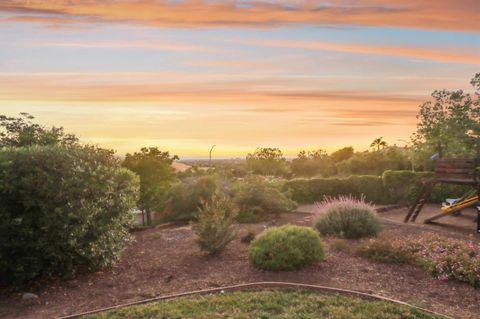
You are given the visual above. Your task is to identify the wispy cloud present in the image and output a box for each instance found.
[231,38,480,65]
[0,0,479,31]
[34,40,211,52]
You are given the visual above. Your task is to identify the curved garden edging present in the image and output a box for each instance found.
[56,281,453,319]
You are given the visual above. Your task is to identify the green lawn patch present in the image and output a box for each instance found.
[84,289,442,319]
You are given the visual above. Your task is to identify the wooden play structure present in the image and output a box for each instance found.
[404,142,480,233]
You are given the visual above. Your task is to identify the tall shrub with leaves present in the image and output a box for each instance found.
[0,145,139,286]
[123,147,178,225]
[192,194,237,255]
[412,74,480,159]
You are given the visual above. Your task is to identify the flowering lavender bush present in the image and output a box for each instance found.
[406,234,480,288]
[314,195,381,239]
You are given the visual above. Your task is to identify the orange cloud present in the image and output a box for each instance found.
[0,0,479,31]
[231,38,480,65]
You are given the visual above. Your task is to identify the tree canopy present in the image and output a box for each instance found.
[123,147,179,225]
[246,147,288,176]
[291,149,335,177]
[370,137,388,152]
[330,147,354,163]
[0,113,78,147]
[412,75,480,158]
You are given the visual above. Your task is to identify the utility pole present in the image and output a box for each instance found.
[209,145,216,167]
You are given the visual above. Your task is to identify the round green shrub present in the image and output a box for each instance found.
[314,196,381,239]
[249,225,324,271]
[0,145,139,286]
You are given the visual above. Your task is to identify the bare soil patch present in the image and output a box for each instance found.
[1,211,479,319]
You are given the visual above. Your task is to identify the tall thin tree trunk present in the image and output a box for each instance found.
[146,209,152,225]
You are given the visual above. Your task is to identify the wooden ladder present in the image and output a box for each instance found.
[404,181,436,223]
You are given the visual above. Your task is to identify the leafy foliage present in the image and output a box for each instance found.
[291,149,336,177]
[246,147,288,176]
[232,176,297,217]
[123,147,178,225]
[406,234,480,288]
[249,225,324,271]
[370,137,388,151]
[336,148,411,176]
[192,194,237,255]
[0,145,139,286]
[163,175,218,221]
[412,75,480,158]
[286,175,386,204]
[314,196,381,239]
[330,146,354,163]
[0,113,78,147]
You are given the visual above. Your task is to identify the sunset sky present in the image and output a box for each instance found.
[1,0,479,158]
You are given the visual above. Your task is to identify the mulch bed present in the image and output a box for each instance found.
[1,212,479,319]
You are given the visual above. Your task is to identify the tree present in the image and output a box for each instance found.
[0,113,78,147]
[123,147,178,225]
[412,75,480,158]
[291,149,335,177]
[246,147,288,176]
[471,72,480,95]
[330,146,354,163]
[370,137,388,151]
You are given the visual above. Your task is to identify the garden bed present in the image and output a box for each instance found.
[0,212,479,319]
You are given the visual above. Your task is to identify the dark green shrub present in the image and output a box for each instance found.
[192,194,237,255]
[241,231,256,243]
[163,175,218,221]
[232,176,297,216]
[314,196,381,239]
[357,239,413,264]
[0,145,139,286]
[249,225,324,271]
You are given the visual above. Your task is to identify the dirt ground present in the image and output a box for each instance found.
[1,208,479,319]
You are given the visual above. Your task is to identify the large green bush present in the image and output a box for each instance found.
[232,176,297,218]
[314,196,381,239]
[163,175,218,221]
[249,225,324,271]
[0,145,139,286]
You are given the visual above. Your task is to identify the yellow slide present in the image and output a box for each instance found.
[441,195,479,213]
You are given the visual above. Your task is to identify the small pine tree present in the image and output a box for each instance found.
[192,194,237,255]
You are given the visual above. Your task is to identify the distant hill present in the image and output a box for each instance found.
[172,161,191,172]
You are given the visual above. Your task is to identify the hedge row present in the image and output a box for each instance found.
[285,170,472,204]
